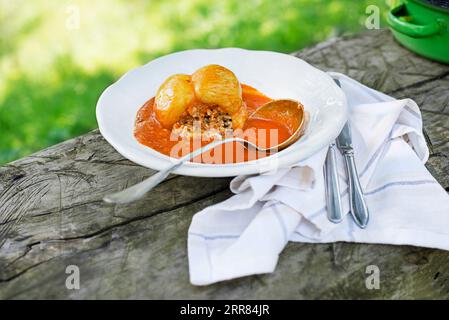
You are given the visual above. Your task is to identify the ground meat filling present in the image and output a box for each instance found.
[171,105,233,140]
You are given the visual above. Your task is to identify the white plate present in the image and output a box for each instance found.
[96,48,347,177]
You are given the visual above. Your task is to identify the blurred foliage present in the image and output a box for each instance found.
[0,0,394,164]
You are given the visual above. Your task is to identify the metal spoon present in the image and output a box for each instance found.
[103,99,305,204]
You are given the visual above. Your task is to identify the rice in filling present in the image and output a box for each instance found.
[171,105,233,140]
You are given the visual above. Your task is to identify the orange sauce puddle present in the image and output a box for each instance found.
[134,84,291,164]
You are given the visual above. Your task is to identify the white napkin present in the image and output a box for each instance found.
[187,72,449,286]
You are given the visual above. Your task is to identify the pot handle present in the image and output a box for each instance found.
[387,4,446,38]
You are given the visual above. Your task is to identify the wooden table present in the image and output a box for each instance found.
[1,29,448,299]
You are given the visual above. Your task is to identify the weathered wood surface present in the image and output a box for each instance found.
[0,29,448,299]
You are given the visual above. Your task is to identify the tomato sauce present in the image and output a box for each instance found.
[134,84,291,164]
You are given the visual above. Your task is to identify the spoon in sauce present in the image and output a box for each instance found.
[103,99,306,204]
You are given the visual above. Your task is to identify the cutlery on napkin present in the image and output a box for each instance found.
[187,72,449,286]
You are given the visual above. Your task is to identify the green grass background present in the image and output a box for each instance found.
[0,0,396,164]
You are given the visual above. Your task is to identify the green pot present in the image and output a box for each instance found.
[387,0,449,63]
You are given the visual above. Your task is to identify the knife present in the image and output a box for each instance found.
[336,121,370,228]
